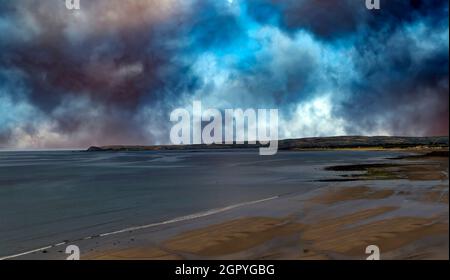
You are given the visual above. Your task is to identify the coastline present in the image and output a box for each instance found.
[84,149,450,260]
[6,149,447,260]
[86,136,449,152]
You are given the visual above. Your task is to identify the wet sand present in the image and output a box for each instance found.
[83,201,447,260]
[80,151,448,260]
[4,149,447,260]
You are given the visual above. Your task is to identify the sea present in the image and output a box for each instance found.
[0,149,407,257]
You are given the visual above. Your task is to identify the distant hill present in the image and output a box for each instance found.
[87,136,449,152]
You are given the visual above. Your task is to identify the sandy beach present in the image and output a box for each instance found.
[82,151,449,260]
[8,149,445,260]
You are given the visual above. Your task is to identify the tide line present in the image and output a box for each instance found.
[0,195,279,260]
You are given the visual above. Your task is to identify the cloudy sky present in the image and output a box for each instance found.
[0,0,448,149]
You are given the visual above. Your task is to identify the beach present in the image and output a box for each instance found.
[0,149,447,260]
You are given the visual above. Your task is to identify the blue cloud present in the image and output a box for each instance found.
[0,0,448,148]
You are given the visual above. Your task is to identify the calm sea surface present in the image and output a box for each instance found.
[0,149,406,256]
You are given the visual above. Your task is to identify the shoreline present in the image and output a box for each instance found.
[84,150,450,260]
[6,149,447,260]
[0,195,281,260]
[86,136,449,152]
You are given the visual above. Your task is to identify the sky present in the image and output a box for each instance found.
[0,0,448,149]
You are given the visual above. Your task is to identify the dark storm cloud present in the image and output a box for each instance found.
[0,0,199,147]
[188,1,245,51]
[247,0,366,39]
[0,0,448,148]
[244,0,449,135]
[336,0,449,136]
[247,0,447,40]
[1,2,174,108]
